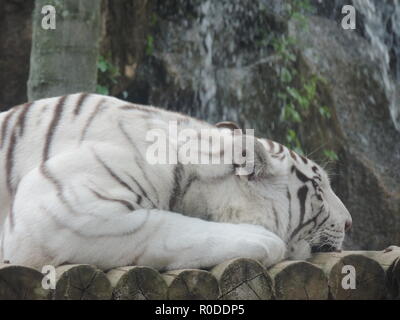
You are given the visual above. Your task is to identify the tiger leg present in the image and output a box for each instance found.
[4,199,287,271]
[3,199,287,270]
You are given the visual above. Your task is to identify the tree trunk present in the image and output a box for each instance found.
[27,0,101,101]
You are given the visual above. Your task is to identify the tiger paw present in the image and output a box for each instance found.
[216,224,287,268]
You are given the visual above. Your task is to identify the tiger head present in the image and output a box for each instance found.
[271,142,353,258]
[178,122,352,260]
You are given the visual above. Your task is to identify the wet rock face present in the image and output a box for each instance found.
[312,0,400,79]
[125,0,287,137]
[125,0,400,250]
[310,0,400,131]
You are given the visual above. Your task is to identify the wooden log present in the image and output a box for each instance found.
[163,269,219,300]
[0,264,51,300]
[269,261,328,300]
[107,266,168,300]
[54,264,112,300]
[344,249,400,271]
[387,257,400,300]
[351,249,400,299]
[309,252,386,300]
[211,258,273,300]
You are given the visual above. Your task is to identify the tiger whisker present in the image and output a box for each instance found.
[305,143,328,159]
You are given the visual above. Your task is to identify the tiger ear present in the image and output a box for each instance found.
[233,135,272,179]
[216,121,242,134]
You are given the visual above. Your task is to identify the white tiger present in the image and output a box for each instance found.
[0,93,352,270]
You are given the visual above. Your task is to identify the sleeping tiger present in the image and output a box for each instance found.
[0,93,352,270]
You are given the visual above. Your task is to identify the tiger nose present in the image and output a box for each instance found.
[345,219,352,232]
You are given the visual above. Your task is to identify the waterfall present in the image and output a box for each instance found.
[198,0,217,119]
[352,0,400,131]
[312,0,400,131]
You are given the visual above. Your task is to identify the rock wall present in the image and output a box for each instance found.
[1,250,399,300]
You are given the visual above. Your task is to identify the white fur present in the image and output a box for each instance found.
[0,93,351,270]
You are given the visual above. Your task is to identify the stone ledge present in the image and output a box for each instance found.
[0,250,399,300]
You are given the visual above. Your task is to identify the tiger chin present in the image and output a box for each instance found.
[0,93,352,271]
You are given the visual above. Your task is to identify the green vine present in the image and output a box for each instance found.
[146,35,154,56]
[145,13,158,57]
[96,55,120,95]
[273,0,338,161]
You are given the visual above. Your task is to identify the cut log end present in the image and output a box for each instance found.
[163,269,219,300]
[54,264,112,300]
[349,250,400,299]
[0,264,51,300]
[310,253,386,300]
[269,261,328,300]
[107,266,167,300]
[211,258,273,300]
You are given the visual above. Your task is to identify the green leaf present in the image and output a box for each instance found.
[97,59,108,73]
[281,67,292,83]
[323,149,339,161]
[284,104,301,123]
[146,35,154,56]
[286,129,304,154]
[286,87,301,101]
[286,129,297,142]
[277,92,288,100]
[96,85,109,95]
[304,79,317,99]
[319,106,332,119]
[298,96,309,109]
